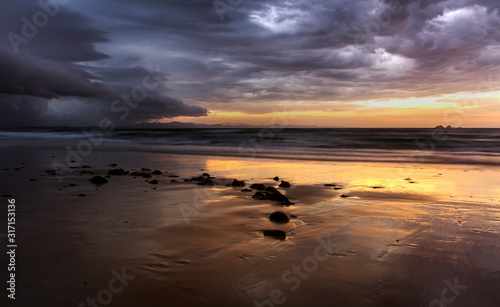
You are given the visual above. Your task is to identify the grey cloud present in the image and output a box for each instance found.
[2,0,500,126]
[0,49,111,99]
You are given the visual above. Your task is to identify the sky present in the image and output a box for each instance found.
[1,0,500,127]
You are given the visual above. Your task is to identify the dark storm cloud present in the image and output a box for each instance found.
[0,1,109,61]
[1,0,500,126]
[0,1,208,127]
[0,49,110,99]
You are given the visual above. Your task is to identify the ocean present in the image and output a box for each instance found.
[1,128,500,165]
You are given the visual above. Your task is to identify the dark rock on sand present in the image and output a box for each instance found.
[81,165,91,168]
[340,194,350,198]
[252,192,267,200]
[273,176,280,181]
[265,186,278,192]
[168,175,179,178]
[232,179,246,187]
[269,211,290,223]
[324,184,336,187]
[191,176,205,181]
[334,187,343,190]
[14,168,20,171]
[143,174,152,178]
[279,181,291,188]
[241,188,252,192]
[29,178,36,182]
[109,163,118,167]
[171,179,178,182]
[250,183,266,190]
[263,230,286,240]
[141,168,152,171]
[265,189,289,203]
[198,178,215,186]
[78,194,86,197]
[107,169,129,175]
[68,184,76,187]
[89,176,108,184]
[202,173,210,177]
[149,180,159,184]
[152,170,163,175]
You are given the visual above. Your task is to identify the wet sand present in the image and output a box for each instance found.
[1,146,500,306]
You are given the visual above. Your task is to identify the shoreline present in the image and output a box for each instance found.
[0,145,499,306]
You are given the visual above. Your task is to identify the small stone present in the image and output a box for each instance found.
[141,168,152,171]
[149,180,159,184]
[279,181,290,188]
[340,194,350,198]
[269,211,289,223]
[81,165,91,168]
[171,179,178,182]
[143,174,152,178]
[68,184,76,187]
[324,184,336,187]
[252,192,267,200]
[250,183,266,190]
[231,179,245,187]
[89,176,108,184]
[265,189,290,203]
[168,175,179,178]
[191,176,205,181]
[241,188,252,192]
[109,163,118,167]
[107,169,129,175]
[197,178,214,186]
[202,173,210,177]
[78,194,86,197]
[263,230,286,240]
[273,176,280,181]
[152,170,163,175]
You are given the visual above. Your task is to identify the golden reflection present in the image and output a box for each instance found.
[201,156,500,204]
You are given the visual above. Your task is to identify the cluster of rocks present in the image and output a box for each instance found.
[252,185,293,206]
[85,166,168,187]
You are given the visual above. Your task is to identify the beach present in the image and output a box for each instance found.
[1,132,500,306]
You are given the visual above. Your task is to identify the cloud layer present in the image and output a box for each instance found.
[1,0,499,126]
